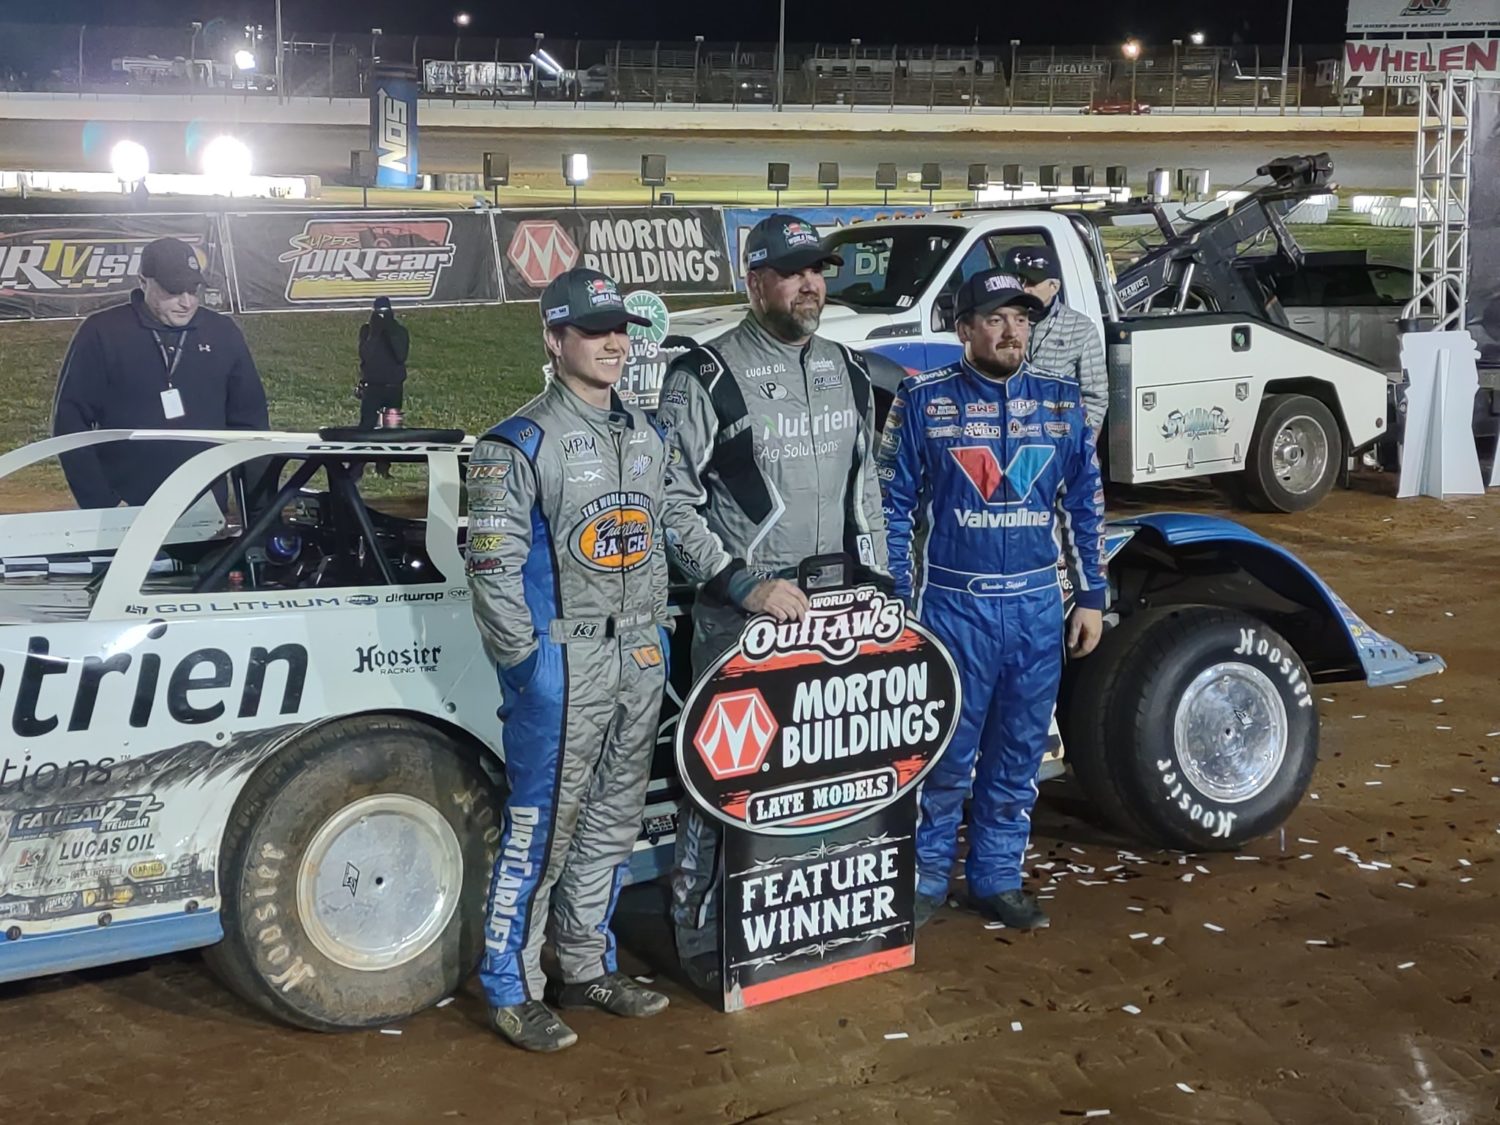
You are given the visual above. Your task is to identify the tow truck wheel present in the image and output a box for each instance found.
[1062,607,1318,851]
[204,717,501,1031]
[1244,394,1341,513]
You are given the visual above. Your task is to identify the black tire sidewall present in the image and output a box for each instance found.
[1248,394,1342,513]
[1113,612,1319,850]
[214,721,500,1030]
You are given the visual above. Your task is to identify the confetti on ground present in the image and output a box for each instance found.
[1235,856,1260,862]
[1487,732,1500,738]
[1461,877,1474,884]
[884,1032,909,1040]
[1298,838,1318,844]
[1299,853,1314,860]
[1398,962,1416,970]
[1152,936,1165,946]
[1352,715,1366,720]
[1122,1004,1142,1015]
[1321,696,1335,703]
[984,921,1006,930]
[380,1029,402,1036]
[1130,932,1149,940]
[1176,1083,1196,1094]
[1397,882,1417,889]
[1011,1021,1023,1032]
[1085,1111,1111,1118]
[1453,788,1467,794]
[1127,906,1145,912]
[1366,781,1383,787]
[634,975,655,984]
[1437,726,1452,731]
[1181,873,1195,883]
[1374,763,1392,769]
[1311,793,1320,800]
[1195,865,1210,874]
[1306,939,1330,946]
[1204,923,1225,933]
[1459,858,1473,867]
[435,997,455,1009]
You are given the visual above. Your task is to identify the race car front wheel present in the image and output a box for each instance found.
[204,717,501,1031]
[1061,606,1318,851]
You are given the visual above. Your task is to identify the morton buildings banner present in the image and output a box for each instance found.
[0,213,229,322]
[225,211,501,312]
[495,207,734,301]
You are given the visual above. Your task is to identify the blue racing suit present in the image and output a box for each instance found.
[877,358,1107,898]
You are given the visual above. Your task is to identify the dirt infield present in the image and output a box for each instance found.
[2,478,1497,1125]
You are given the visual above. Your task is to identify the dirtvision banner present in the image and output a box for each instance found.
[675,584,959,1011]
[226,211,500,312]
[495,208,733,301]
[0,214,229,322]
[721,206,933,291]
[1347,0,1500,33]
[1343,37,1500,85]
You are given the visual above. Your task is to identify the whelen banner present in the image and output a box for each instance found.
[1343,37,1500,85]
[675,582,959,1011]
[0,213,230,322]
[1347,0,1500,34]
[225,210,501,312]
[494,207,734,301]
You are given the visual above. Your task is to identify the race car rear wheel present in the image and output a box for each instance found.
[1062,607,1318,851]
[204,716,501,1031]
[1244,393,1342,513]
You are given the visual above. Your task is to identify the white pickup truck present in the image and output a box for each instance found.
[671,211,1393,512]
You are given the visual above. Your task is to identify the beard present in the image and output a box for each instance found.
[760,300,822,342]
[966,346,1024,381]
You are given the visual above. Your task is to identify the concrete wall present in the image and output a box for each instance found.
[0,91,1418,136]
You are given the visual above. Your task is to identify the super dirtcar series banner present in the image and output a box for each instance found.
[675,584,959,1011]
[0,214,230,322]
[225,210,501,312]
[495,207,734,301]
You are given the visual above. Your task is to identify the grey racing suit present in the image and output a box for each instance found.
[654,312,890,963]
[467,377,672,1009]
[1027,299,1108,433]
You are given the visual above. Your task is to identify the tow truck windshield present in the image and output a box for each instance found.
[820,226,963,312]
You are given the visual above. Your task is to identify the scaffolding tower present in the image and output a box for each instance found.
[1409,72,1474,332]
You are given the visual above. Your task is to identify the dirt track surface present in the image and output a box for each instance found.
[3,478,1499,1125]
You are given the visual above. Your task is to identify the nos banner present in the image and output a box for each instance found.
[370,66,420,190]
[674,582,959,1011]
[0,213,230,322]
[495,207,734,300]
[225,211,501,312]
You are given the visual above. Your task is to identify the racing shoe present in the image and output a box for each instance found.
[490,1000,578,1052]
[973,890,1051,931]
[915,892,947,929]
[557,971,670,1018]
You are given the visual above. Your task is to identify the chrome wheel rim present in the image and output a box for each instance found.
[1173,662,1289,804]
[1271,414,1330,496]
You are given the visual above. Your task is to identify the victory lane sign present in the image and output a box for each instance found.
[674,583,960,1011]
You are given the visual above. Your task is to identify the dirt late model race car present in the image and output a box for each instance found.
[0,428,1441,1030]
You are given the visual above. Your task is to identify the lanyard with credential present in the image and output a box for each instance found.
[153,329,188,420]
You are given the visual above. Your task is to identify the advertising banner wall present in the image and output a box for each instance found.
[721,206,935,290]
[1347,0,1500,34]
[1342,37,1500,85]
[225,211,501,312]
[0,214,229,322]
[494,207,734,301]
[370,66,421,190]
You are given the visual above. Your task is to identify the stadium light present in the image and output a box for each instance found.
[110,140,150,185]
[453,11,472,28]
[234,49,256,71]
[563,152,589,205]
[1190,31,1206,46]
[1122,40,1141,61]
[203,135,253,187]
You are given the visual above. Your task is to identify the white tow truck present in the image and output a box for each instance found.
[672,157,1392,512]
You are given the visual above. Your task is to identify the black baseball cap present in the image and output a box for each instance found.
[956,269,1046,320]
[1003,244,1061,283]
[539,267,651,332]
[744,213,844,273]
[140,237,205,295]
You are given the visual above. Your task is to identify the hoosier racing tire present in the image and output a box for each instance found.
[1063,607,1319,851]
[204,717,501,1031]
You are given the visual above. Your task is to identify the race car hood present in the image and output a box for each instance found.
[1115,513,1445,687]
[669,302,876,347]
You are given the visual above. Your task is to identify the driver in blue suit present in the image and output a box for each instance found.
[877,268,1107,932]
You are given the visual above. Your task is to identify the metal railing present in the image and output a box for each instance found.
[0,25,1399,114]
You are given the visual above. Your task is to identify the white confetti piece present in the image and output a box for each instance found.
[1487,732,1500,739]
[1383,609,1394,615]
[984,921,1006,930]
[1234,856,1260,862]
[1130,932,1149,940]
[1452,788,1467,794]
[1365,781,1383,787]
[1104,865,1124,873]
[1397,882,1417,889]
[1152,936,1165,946]
[1127,905,1145,912]
[1459,858,1472,867]
[1204,922,1224,933]
[1436,726,1452,731]
[1011,1021,1023,1032]
[1321,697,1335,703]
[380,1028,402,1036]
[1358,863,1380,871]
[634,975,655,984]
[435,997,455,1009]
[1299,853,1314,860]
[1351,715,1366,720]
[884,1032,909,1040]
[1298,838,1318,844]
[1122,1004,1142,1015]
[1195,865,1210,874]
[1371,861,1393,870]
[1085,1113,1111,1119]
[1431,698,1444,704]
[1460,877,1474,884]
[1306,939,1329,946]
[1373,763,1392,769]
[1311,793,1320,800]
[1397,962,1416,970]
[1070,846,1086,855]
[1175,1083,1195,1094]
[1181,873,1194,883]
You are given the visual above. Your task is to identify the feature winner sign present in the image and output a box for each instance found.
[675,584,959,1011]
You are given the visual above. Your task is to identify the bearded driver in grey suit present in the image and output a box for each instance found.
[654,213,890,991]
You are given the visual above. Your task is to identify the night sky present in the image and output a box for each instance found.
[10,1,1350,46]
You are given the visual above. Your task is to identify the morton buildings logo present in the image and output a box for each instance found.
[507,220,580,289]
[276,218,457,303]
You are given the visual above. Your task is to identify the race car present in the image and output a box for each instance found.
[0,427,1441,1030]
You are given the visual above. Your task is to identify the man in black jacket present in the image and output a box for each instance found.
[357,296,410,431]
[51,237,269,509]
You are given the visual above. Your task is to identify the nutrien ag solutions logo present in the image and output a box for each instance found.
[277,218,457,303]
[676,585,960,834]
